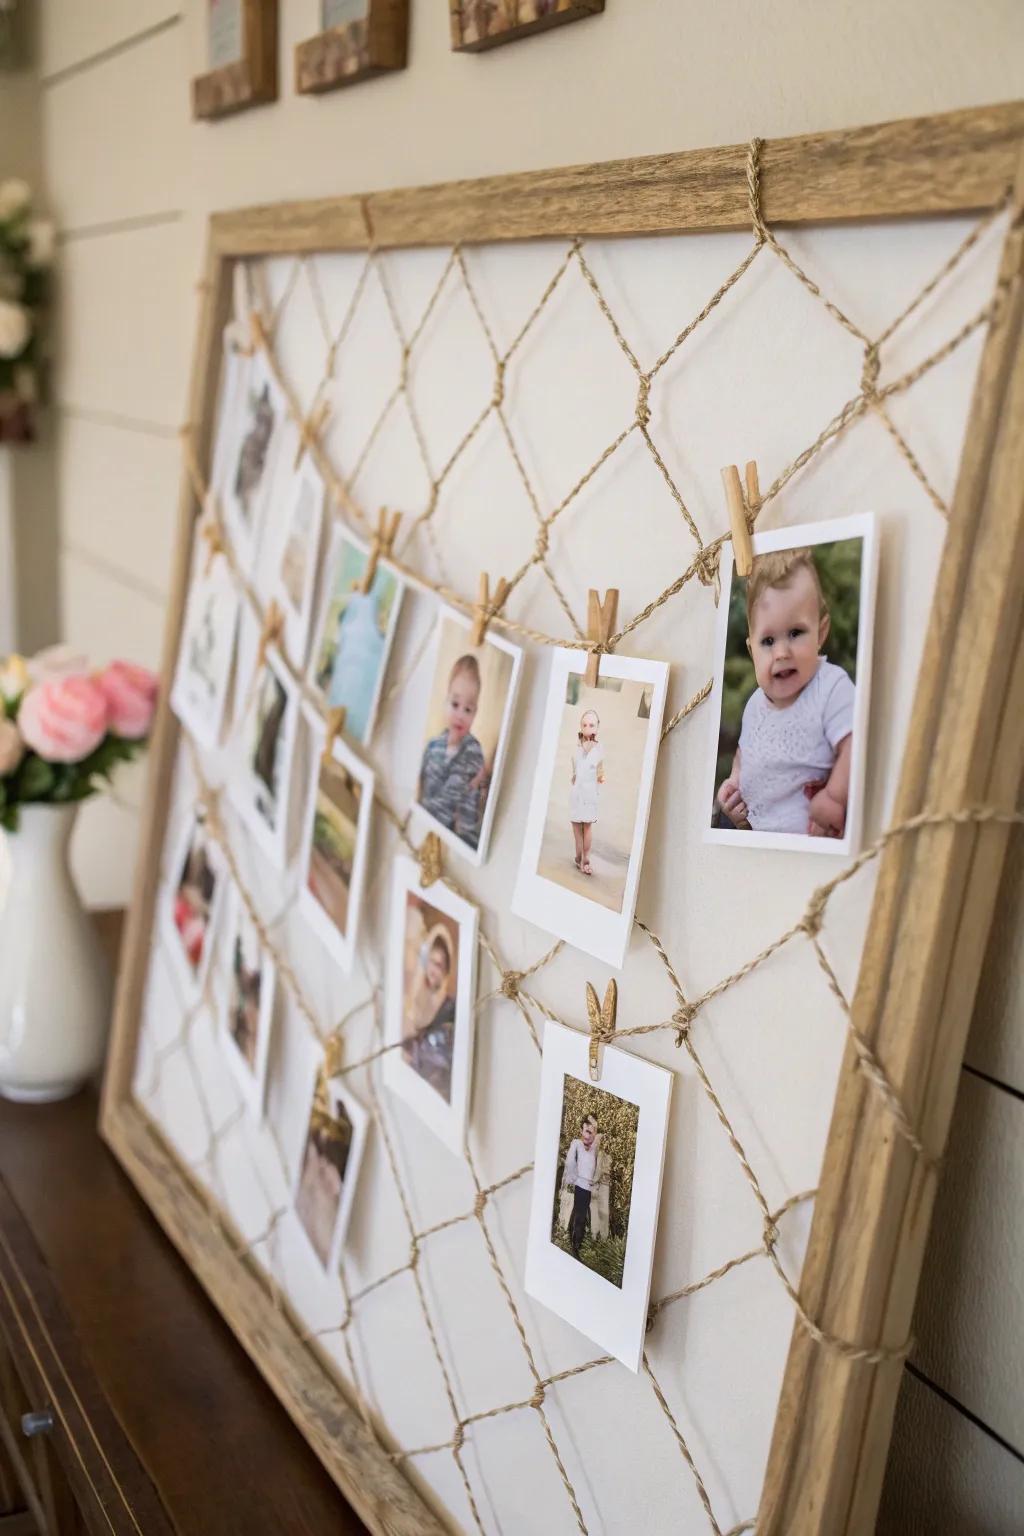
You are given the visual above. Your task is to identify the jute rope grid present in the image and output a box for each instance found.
[140,144,1023,1535]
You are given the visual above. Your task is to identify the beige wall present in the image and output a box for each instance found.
[23,0,1024,1524]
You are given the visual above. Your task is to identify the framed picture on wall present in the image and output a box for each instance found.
[193,0,279,121]
[296,0,409,95]
[449,0,604,54]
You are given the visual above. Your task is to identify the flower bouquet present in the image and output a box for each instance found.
[0,646,158,831]
[0,176,53,444]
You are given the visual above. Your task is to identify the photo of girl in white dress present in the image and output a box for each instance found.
[568,709,605,877]
[308,528,403,747]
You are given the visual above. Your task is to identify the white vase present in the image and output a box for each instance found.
[0,802,111,1102]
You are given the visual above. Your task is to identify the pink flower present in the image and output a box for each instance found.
[0,718,24,775]
[18,677,109,763]
[28,644,91,683]
[97,661,158,741]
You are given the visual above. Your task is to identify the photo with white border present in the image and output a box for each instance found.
[163,807,228,1002]
[220,881,276,1119]
[525,1021,673,1373]
[512,651,669,969]
[297,705,375,974]
[170,538,240,752]
[270,450,325,670]
[218,348,284,576]
[292,1055,370,1277]
[411,605,523,867]
[703,512,878,857]
[230,645,301,869]
[307,523,405,748]
[382,854,479,1156]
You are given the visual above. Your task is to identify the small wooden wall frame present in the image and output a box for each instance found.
[449,0,604,54]
[101,102,1024,1536]
[192,0,279,122]
[296,0,409,94]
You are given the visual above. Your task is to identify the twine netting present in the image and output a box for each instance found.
[134,144,1022,1536]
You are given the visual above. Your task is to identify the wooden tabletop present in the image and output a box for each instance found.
[0,1088,366,1535]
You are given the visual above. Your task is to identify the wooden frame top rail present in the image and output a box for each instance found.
[211,100,1024,256]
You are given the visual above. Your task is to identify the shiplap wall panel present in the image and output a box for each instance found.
[43,23,188,230]
[878,1369,1024,1535]
[58,416,180,600]
[40,3,180,80]
[909,1073,1024,1453]
[55,220,198,426]
[59,552,165,672]
[966,837,1024,1094]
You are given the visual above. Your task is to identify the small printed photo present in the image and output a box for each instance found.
[383,855,479,1154]
[413,606,523,865]
[221,885,275,1118]
[170,539,240,751]
[512,652,668,969]
[308,526,404,748]
[220,352,282,573]
[208,0,245,69]
[165,809,225,997]
[704,513,878,856]
[525,1022,672,1373]
[272,456,325,669]
[293,1061,369,1275]
[232,648,300,867]
[297,708,375,972]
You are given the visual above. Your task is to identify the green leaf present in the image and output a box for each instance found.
[0,804,19,833]
[15,754,55,801]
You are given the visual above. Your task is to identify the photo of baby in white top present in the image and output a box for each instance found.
[708,521,876,853]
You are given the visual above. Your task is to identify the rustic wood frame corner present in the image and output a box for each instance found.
[296,0,409,95]
[100,101,1024,1535]
[192,0,279,122]
[448,0,604,54]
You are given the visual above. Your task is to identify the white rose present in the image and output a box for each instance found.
[26,219,55,267]
[27,644,91,683]
[0,179,31,222]
[0,300,30,359]
[0,655,29,702]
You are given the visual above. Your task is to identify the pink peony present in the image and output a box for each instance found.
[28,644,91,683]
[18,676,109,763]
[97,660,158,741]
[0,718,24,775]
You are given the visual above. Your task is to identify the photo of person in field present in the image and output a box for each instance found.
[713,536,863,840]
[537,674,654,914]
[400,893,459,1104]
[551,1074,639,1290]
[306,756,362,942]
[295,1080,356,1270]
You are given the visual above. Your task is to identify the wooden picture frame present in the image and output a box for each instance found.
[192,0,278,122]
[296,0,409,95]
[449,0,604,53]
[101,102,1024,1536]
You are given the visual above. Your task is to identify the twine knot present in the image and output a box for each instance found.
[500,969,523,1001]
[635,375,652,429]
[695,544,722,604]
[645,1302,659,1334]
[534,526,550,560]
[200,513,227,576]
[763,1218,779,1250]
[256,600,286,672]
[801,887,828,939]
[492,360,506,410]
[409,1237,421,1270]
[399,348,411,393]
[529,1386,546,1410]
[672,1000,698,1045]
[452,1423,465,1452]
[474,1190,488,1219]
[861,344,881,400]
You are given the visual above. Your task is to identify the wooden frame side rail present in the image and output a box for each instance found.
[100,102,1024,1536]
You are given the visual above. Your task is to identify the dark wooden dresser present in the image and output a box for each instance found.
[0,1087,366,1535]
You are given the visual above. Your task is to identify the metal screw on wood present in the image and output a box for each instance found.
[21,1409,54,1438]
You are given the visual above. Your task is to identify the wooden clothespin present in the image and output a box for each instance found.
[721,460,761,578]
[199,501,227,576]
[323,1032,344,1079]
[224,264,255,355]
[359,508,402,595]
[255,599,285,672]
[584,588,619,688]
[418,831,443,889]
[321,707,347,764]
[586,978,617,1082]
[294,396,331,471]
[249,309,269,354]
[470,572,510,648]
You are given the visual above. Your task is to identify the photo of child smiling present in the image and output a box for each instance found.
[713,537,863,840]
